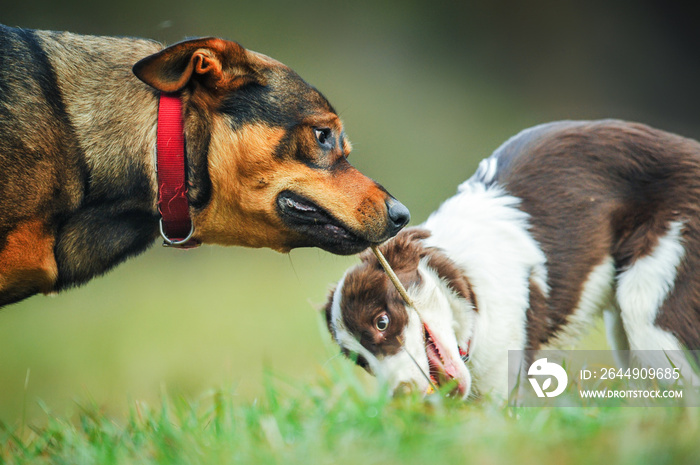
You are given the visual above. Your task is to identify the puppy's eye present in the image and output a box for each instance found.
[314,128,332,148]
[375,312,390,332]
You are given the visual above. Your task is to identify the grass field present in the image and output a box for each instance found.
[5,249,695,465]
[0,220,691,465]
[2,360,699,465]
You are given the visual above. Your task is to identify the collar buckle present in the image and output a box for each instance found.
[159,219,199,249]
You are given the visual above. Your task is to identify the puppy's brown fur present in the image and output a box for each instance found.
[0,26,408,306]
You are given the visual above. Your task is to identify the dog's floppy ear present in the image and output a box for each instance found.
[133,37,261,93]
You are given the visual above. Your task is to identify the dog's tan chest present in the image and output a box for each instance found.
[0,220,58,295]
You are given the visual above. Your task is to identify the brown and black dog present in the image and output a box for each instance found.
[0,25,409,307]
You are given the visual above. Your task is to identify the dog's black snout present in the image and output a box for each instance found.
[386,198,410,233]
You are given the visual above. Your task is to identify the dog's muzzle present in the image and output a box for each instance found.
[276,190,410,255]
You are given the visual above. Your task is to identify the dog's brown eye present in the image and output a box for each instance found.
[314,128,332,147]
[375,312,390,332]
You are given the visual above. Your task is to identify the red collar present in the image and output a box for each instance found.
[156,93,199,249]
[459,340,471,362]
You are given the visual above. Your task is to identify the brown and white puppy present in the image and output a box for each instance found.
[0,25,409,307]
[325,120,700,400]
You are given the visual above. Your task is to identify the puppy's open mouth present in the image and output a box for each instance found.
[424,324,468,396]
[276,190,371,255]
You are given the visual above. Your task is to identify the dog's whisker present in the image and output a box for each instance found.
[322,351,344,368]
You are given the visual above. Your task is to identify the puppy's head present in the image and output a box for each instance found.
[324,227,477,399]
[134,37,409,255]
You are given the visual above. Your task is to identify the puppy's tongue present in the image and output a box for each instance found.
[424,324,466,395]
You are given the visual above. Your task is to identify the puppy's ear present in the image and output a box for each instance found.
[133,37,263,93]
[400,227,431,244]
[357,227,431,289]
[379,227,431,273]
[424,249,475,306]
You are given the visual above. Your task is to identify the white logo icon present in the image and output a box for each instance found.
[528,358,568,398]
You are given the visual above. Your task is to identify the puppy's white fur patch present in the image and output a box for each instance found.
[422,183,548,398]
[616,221,693,378]
[373,309,432,394]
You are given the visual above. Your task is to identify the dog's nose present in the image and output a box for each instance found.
[386,198,410,233]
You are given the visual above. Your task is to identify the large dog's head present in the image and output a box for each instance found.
[133,38,408,255]
[324,228,478,398]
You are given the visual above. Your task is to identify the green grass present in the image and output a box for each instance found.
[2,360,699,465]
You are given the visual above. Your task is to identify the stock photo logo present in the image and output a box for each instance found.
[527,358,569,398]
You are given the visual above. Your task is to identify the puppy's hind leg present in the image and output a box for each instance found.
[615,221,698,383]
[603,306,630,369]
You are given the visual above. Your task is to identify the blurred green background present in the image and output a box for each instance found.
[2,0,700,423]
